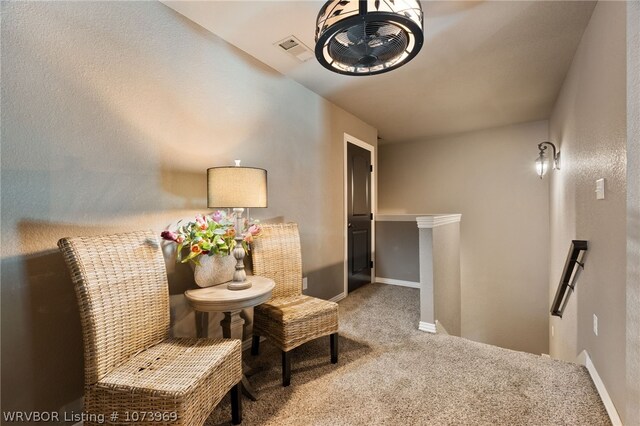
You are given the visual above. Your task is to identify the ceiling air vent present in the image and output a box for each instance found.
[274,36,314,62]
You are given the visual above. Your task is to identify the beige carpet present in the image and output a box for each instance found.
[206,283,610,425]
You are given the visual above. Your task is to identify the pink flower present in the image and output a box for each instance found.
[243,232,254,244]
[176,235,185,244]
[161,231,178,242]
[211,211,223,223]
[247,224,261,237]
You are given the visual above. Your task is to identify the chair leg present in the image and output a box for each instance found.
[231,382,242,425]
[282,350,291,387]
[330,333,338,364]
[251,335,260,356]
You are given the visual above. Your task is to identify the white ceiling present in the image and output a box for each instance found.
[163,1,596,144]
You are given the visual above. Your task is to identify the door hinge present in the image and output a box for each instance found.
[370,165,373,172]
[370,261,374,268]
[370,213,373,220]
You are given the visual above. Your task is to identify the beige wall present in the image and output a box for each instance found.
[378,120,550,354]
[627,2,640,423]
[548,1,627,421]
[0,1,376,415]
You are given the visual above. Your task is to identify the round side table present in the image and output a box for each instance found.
[185,275,275,400]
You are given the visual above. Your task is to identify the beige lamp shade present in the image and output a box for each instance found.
[207,166,268,208]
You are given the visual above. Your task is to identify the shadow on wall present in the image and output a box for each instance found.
[6,220,209,411]
[9,248,84,412]
[304,261,345,300]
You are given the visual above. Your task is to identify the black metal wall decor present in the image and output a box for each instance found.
[315,0,424,76]
[551,240,588,318]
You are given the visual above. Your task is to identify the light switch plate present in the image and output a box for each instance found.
[596,178,605,200]
[302,277,308,290]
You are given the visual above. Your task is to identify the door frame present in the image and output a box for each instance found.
[343,133,376,297]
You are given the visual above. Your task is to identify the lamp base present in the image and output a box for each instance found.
[228,221,251,290]
[227,280,252,291]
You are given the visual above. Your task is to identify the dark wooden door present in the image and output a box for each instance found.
[347,142,372,293]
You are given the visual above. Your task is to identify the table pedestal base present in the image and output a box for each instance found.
[221,310,245,340]
[196,310,258,401]
[186,276,275,403]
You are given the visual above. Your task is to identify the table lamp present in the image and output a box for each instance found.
[207,160,268,290]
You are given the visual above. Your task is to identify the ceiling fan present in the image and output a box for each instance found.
[315,0,424,76]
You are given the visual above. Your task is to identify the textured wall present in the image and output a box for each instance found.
[627,1,640,424]
[378,120,550,354]
[0,1,376,415]
[548,1,627,421]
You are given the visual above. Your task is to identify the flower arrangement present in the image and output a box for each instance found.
[161,211,261,264]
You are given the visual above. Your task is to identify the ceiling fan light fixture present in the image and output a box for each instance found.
[315,0,424,76]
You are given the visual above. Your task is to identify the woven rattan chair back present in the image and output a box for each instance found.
[58,230,170,386]
[251,223,302,299]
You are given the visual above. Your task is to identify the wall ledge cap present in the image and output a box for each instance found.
[416,214,462,228]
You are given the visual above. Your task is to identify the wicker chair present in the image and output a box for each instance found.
[250,223,339,386]
[58,230,243,426]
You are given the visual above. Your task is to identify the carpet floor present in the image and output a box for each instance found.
[206,283,610,425]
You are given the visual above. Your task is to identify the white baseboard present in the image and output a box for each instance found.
[376,277,420,288]
[329,292,346,303]
[577,350,622,425]
[418,321,436,333]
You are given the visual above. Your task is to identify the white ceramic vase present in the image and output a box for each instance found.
[192,254,236,288]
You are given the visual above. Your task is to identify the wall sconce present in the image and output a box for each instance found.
[536,141,560,179]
